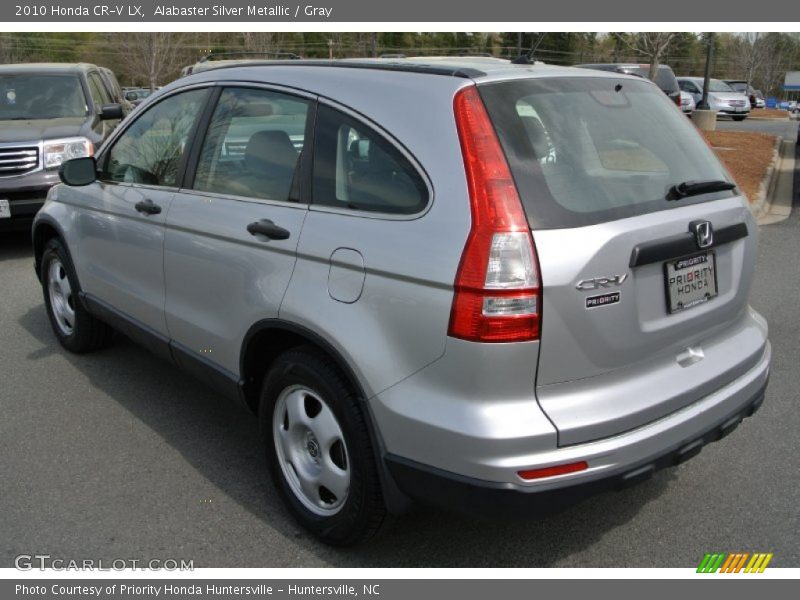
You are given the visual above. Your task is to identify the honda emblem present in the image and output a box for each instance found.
[689,221,714,249]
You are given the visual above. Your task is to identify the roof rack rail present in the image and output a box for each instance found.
[197,51,302,63]
[192,59,487,79]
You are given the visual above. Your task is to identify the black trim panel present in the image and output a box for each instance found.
[169,339,245,405]
[80,292,244,404]
[80,293,173,363]
[385,380,766,517]
[629,222,748,268]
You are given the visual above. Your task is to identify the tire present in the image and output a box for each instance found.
[733,116,747,121]
[40,238,112,353]
[259,346,386,545]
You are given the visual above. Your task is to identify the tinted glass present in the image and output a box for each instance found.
[102,89,207,187]
[627,67,679,94]
[193,87,309,201]
[88,73,111,106]
[312,104,427,214]
[0,75,87,120]
[480,77,732,229]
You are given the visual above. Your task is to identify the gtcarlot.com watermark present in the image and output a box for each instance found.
[15,554,194,571]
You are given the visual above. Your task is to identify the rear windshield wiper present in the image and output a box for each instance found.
[666,180,736,201]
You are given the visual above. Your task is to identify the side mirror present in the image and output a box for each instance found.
[99,103,123,120]
[59,157,97,186]
[124,92,138,102]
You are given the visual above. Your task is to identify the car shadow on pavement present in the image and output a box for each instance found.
[16,290,675,569]
[0,231,34,262]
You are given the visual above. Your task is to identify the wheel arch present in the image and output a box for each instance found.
[239,319,413,514]
[32,216,67,281]
[239,319,368,415]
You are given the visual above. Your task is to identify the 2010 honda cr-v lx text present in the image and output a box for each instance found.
[32,58,771,545]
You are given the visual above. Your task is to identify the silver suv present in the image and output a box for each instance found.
[33,58,770,545]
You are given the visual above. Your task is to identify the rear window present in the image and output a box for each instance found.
[625,67,678,95]
[479,77,733,229]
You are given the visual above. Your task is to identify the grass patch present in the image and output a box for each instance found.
[702,131,777,202]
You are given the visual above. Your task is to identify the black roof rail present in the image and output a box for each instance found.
[198,51,302,63]
[192,59,486,79]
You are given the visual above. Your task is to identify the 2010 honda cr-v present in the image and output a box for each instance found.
[32,58,770,546]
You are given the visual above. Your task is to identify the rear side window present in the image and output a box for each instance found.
[193,87,310,202]
[312,104,428,215]
[479,77,731,229]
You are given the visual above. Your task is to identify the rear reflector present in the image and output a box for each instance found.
[517,461,589,480]
[448,85,541,343]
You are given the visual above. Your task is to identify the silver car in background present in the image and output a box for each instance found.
[680,90,696,114]
[33,59,770,545]
[678,76,751,120]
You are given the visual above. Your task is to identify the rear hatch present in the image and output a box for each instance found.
[479,75,763,445]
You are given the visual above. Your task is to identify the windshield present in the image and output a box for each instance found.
[708,79,734,92]
[479,77,732,229]
[0,74,88,120]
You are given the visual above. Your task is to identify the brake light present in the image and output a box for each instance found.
[673,93,682,107]
[448,86,541,343]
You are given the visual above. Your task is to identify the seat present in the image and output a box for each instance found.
[238,130,299,201]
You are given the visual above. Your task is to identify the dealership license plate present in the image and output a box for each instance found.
[0,199,10,219]
[664,252,718,313]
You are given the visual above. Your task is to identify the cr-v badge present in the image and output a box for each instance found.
[575,274,628,291]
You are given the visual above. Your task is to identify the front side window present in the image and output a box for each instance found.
[193,87,309,201]
[312,104,428,215]
[101,88,207,187]
[0,75,87,120]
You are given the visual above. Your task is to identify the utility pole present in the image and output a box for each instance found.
[698,33,714,110]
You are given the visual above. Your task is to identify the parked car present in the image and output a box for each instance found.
[680,90,696,114]
[34,58,770,545]
[724,80,764,109]
[123,88,152,107]
[575,63,682,107]
[678,77,750,120]
[0,62,123,231]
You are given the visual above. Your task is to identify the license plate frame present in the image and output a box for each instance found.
[0,199,10,219]
[664,251,718,314]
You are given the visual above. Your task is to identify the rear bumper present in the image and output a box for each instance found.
[375,330,770,511]
[386,365,769,515]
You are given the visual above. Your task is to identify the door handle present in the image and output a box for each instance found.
[247,219,290,240]
[134,199,161,215]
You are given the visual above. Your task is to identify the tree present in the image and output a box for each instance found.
[613,32,677,81]
[116,33,189,90]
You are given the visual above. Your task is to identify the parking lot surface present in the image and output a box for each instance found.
[1,130,798,568]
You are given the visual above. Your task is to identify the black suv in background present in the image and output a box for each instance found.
[0,63,123,231]
[575,63,682,107]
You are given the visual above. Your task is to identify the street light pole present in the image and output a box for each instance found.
[698,34,714,110]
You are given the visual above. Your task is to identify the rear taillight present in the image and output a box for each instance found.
[673,93,681,107]
[448,86,541,343]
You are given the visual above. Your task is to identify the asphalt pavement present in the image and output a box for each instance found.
[1,120,798,568]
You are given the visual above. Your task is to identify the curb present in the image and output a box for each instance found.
[755,137,795,225]
[750,136,782,218]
